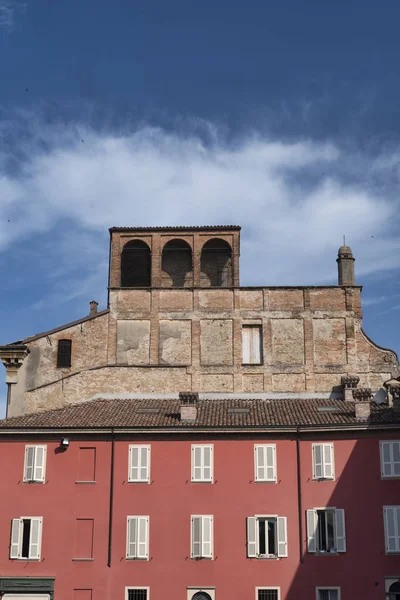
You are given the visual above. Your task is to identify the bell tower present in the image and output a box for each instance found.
[337,243,355,286]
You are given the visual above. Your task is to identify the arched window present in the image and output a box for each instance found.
[200,238,232,287]
[121,240,151,287]
[192,593,212,600]
[390,582,400,599]
[161,239,193,287]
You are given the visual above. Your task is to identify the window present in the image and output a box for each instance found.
[126,516,149,559]
[307,509,346,554]
[247,516,287,558]
[191,515,213,559]
[77,447,96,482]
[384,506,400,553]
[191,445,213,482]
[380,441,400,478]
[126,589,149,600]
[312,444,335,480]
[74,519,94,559]
[190,592,214,600]
[121,240,151,288]
[24,445,47,483]
[254,445,277,482]
[242,325,262,364]
[256,589,280,600]
[128,445,150,483]
[57,339,72,368]
[316,589,340,600]
[10,517,43,560]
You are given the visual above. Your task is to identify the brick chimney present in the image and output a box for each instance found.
[89,301,98,316]
[179,392,199,423]
[352,388,372,420]
[341,375,360,402]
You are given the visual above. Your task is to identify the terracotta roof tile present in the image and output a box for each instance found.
[0,398,399,430]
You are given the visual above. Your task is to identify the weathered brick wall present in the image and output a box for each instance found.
[7,286,398,416]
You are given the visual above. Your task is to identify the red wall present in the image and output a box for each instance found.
[0,433,399,599]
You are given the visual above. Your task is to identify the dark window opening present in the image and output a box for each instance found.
[317,510,335,552]
[21,519,31,559]
[390,581,400,600]
[258,590,279,600]
[57,339,72,368]
[318,591,339,600]
[200,238,232,287]
[258,517,276,556]
[192,593,212,600]
[127,590,148,600]
[161,239,193,287]
[121,240,151,287]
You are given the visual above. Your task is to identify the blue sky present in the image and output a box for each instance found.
[1,0,400,414]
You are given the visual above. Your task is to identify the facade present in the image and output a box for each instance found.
[0,225,399,600]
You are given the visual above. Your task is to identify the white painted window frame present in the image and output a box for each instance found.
[315,587,341,600]
[126,516,149,560]
[190,515,214,559]
[254,444,277,482]
[128,445,151,483]
[242,324,263,364]
[306,507,346,554]
[380,441,400,479]
[191,444,214,483]
[383,505,400,553]
[125,587,150,600]
[247,514,287,558]
[255,587,281,600]
[10,516,43,560]
[23,445,47,483]
[312,443,335,480]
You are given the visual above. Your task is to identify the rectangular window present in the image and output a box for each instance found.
[24,445,47,483]
[74,519,94,559]
[257,589,280,600]
[129,445,150,483]
[126,590,148,600]
[307,509,346,554]
[242,325,262,364]
[247,516,287,558]
[57,339,72,368]
[10,517,43,560]
[316,589,340,600]
[78,447,96,482]
[384,506,400,553]
[191,515,213,559]
[254,445,277,482]
[312,444,335,480]
[126,516,149,559]
[191,445,213,482]
[380,441,400,478]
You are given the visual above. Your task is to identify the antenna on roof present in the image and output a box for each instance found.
[343,234,346,245]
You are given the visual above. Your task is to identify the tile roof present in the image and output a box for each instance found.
[0,398,399,431]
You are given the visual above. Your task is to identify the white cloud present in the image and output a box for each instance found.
[1,117,400,305]
[0,0,25,28]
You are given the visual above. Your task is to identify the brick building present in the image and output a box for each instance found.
[0,225,399,600]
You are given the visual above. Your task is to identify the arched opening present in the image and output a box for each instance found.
[200,238,232,287]
[161,239,193,287]
[192,593,212,600]
[121,240,151,287]
[389,582,400,599]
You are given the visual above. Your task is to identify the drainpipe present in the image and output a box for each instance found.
[107,428,115,567]
[296,428,304,564]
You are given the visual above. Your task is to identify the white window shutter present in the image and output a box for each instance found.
[140,447,149,482]
[393,443,400,476]
[266,445,276,481]
[24,446,35,482]
[384,507,399,553]
[242,327,251,363]
[29,518,42,560]
[250,327,261,363]
[255,446,265,481]
[203,446,213,481]
[191,517,202,558]
[127,517,137,558]
[247,517,257,557]
[202,516,213,558]
[129,447,139,481]
[137,517,149,559]
[323,444,334,479]
[306,510,317,553]
[10,519,21,559]
[192,446,202,481]
[34,446,47,482]
[277,516,288,557]
[335,509,346,553]
[313,445,323,479]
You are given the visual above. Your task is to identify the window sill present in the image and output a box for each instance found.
[126,557,149,561]
[242,363,264,367]
[254,480,277,484]
[191,480,213,484]
[75,481,96,484]
[315,551,339,556]
[11,558,40,561]
[72,558,94,561]
[23,480,45,484]
[127,480,150,484]
[254,556,279,560]
[313,478,335,482]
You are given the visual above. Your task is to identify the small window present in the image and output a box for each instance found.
[312,444,335,480]
[247,516,287,558]
[316,589,340,600]
[77,447,96,482]
[126,590,149,600]
[57,339,72,368]
[242,325,262,364]
[24,445,47,483]
[254,445,277,482]
[257,589,280,600]
[126,516,149,559]
[307,509,346,554]
[191,515,213,559]
[128,445,150,483]
[10,517,43,560]
[384,506,400,553]
[74,519,94,559]
[380,441,400,478]
[191,445,213,483]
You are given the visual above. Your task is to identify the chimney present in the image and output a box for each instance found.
[384,378,400,412]
[89,300,98,316]
[341,375,360,402]
[179,392,198,423]
[352,388,372,420]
